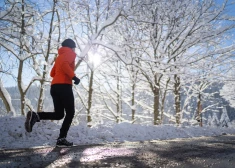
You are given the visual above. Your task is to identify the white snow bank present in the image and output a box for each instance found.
[1,116,235,149]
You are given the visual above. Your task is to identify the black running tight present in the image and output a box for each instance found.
[38,84,75,139]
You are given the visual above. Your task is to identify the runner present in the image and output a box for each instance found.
[25,39,80,147]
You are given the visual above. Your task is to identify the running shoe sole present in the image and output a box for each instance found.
[56,144,73,148]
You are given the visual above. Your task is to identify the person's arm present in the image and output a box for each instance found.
[61,50,79,84]
[61,62,75,79]
[61,62,80,85]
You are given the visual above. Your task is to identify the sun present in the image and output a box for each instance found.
[88,52,101,68]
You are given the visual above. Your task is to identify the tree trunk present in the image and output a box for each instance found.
[197,93,203,127]
[174,74,181,125]
[160,78,170,124]
[37,84,45,112]
[0,80,15,114]
[37,0,56,112]
[153,84,160,125]
[116,61,122,123]
[18,0,25,115]
[131,83,135,123]
[18,60,25,115]
[87,70,94,125]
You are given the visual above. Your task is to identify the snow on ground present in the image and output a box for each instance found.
[1,114,235,149]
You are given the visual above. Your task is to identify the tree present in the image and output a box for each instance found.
[0,47,16,114]
[0,0,234,128]
[0,0,38,115]
[220,68,235,108]
[38,0,62,112]
[220,107,230,127]
[123,0,235,125]
[63,0,129,126]
[0,79,15,114]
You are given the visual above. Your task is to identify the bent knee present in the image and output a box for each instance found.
[65,110,75,118]
[56,113,65,120]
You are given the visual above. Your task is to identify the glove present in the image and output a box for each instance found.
[72,76,80,85]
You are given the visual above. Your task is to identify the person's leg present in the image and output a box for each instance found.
[25,111,40,132]
[25,84,66,133]
[37,85,65,120]
[58,85,75,139]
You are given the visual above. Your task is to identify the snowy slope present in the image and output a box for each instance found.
[1,115,235,149]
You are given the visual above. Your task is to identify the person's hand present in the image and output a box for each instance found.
[72,76,80,85]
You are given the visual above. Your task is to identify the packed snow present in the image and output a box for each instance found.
[1,113,235,150]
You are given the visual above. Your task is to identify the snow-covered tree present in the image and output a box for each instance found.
[61,0,132,126]
[0,0,235,128]
[220,67,235,108]
[220,107,230,127]
[0,0,39,115]
[0,79,15,114]
[118,0,235,125]
[211,112,220,126]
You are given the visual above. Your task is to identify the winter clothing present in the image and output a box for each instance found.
[56,138,73,147]
[50,47,76,85]
[25,39,79,145]
[61,39,76,48]
[72,76,80,85]
[25,111,40,132]
[38,84,75,139]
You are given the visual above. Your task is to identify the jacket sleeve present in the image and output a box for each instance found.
[61,62,75,78]
[60,50,76,79]
[50,64,56,77]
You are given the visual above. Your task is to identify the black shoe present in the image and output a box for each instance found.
[25,111,40,132]
[56,138,73,147]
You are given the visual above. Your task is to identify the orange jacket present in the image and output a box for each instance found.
[50,47,76,85]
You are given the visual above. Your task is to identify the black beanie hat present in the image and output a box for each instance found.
[61,39,76,48]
